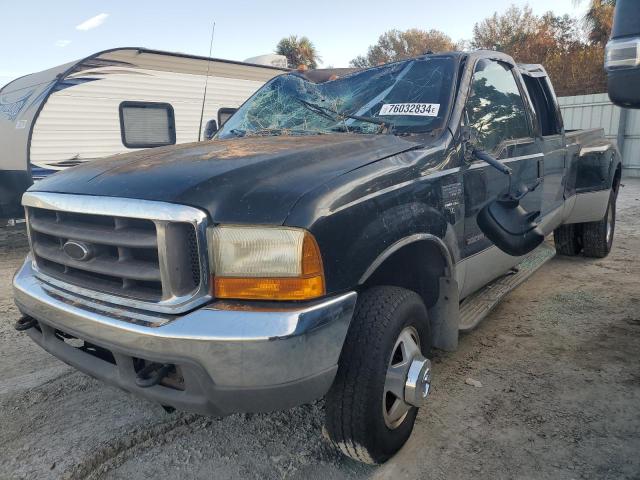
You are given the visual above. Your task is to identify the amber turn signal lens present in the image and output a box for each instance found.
[301,231,323,276]
[213,231,325,301]
[214,275,324,301]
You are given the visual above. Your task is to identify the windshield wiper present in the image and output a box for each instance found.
[294,99,337,122]
[228,128,246,137]
[295,98,393,133]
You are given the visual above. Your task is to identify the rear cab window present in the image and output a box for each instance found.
[522,75,562,137]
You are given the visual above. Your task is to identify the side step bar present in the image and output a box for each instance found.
[458,242,556,331]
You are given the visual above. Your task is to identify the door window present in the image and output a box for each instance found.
[465,60,530,156]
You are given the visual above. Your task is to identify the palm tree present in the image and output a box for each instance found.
[276,35,321,69]
[582,0,616,44]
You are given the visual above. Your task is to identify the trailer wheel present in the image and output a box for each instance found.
[553,224,582,256]
[324,286,431,464]
[582,188,617,258]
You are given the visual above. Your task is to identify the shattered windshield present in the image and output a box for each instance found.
[217,56,456,138]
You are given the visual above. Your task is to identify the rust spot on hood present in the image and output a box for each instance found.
[198,135,348,160]
[89,134,389,175]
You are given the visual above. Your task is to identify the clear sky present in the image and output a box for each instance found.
[0,0,587,88]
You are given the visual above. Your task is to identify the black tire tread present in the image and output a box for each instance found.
[554,223,581,256]
[582,220,609,258]
[324,286,424,464]
[582,191,616,258]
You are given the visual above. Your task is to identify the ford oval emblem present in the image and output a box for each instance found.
[63,240,93,261]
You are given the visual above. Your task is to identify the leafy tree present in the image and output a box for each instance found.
[350,29,458,67]
[471,5,539,51]
[276,35,321,69]
[471,5,609,96]
[583,0,616,45]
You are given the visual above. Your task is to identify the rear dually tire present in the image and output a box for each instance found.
[582,188,617,258]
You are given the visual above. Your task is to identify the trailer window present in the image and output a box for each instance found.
[119,102,176,148]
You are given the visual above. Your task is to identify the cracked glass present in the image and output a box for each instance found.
[217,56,456,139]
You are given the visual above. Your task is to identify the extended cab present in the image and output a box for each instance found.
[13,51,621,463]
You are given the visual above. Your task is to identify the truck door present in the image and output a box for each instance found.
[460,59,544,298]
[522,73,567,225]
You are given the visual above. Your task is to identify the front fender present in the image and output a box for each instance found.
[284,143,463,294]
[359,228,458,285]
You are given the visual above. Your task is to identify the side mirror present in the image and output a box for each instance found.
[217,107,237,128]
[605,0,640,108]
[204,119,218,140]
[606,37,640,108]
[459,128,543,256]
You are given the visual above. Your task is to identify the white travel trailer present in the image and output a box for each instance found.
[0,47,287,217]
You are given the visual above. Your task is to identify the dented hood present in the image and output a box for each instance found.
[31,134,421,224]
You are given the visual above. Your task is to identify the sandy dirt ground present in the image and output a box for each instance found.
[1,180,639,480]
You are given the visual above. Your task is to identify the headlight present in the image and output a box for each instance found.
[207,225,325,300]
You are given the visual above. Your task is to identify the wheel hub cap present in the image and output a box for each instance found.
[382,326,431,430]
[404,356,432,407]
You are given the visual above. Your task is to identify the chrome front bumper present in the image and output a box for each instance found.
[13,258,357,415]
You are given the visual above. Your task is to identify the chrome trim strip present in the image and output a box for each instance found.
[421,166,461,179]
[156,221,172,299]
[467,152,544,170]
[40,279,174,326]
[22,192,211,315]
[22,192,207,223]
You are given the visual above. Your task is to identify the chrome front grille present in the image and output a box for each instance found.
[29,208,163,301]
[23,192,210,314]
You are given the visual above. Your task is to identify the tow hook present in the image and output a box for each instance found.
[135,363,175,388]
[404,356,432,407]
[14,315,37,331]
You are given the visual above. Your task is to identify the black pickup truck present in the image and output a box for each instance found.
[13,50,621,463]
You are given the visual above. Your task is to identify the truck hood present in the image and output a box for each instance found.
[31,134,422,224]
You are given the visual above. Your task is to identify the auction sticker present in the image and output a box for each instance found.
[379,103,440,116]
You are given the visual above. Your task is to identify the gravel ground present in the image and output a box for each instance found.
[1,180,639,479]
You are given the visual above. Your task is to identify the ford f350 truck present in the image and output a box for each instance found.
[13,51,621,464]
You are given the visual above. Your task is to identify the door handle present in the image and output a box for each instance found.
[537,158,544,179]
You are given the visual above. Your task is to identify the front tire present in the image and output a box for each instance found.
[324,286,431,464]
